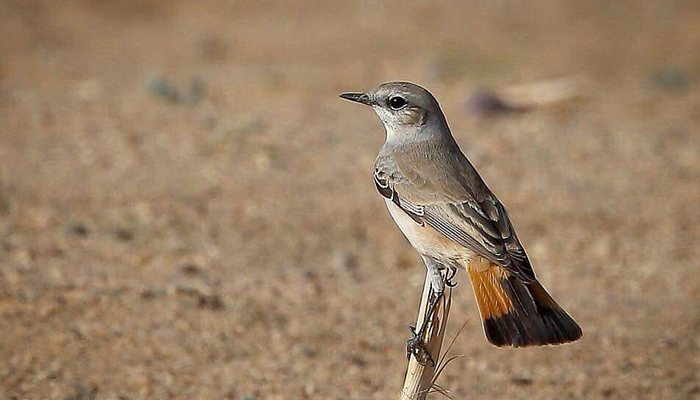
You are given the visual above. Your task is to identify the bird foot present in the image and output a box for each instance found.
[406,325,435,367]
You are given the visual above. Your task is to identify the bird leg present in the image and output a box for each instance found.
[406,257,447,366]
[406,289,442,367]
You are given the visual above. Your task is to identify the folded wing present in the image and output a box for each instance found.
[374,148,535,282]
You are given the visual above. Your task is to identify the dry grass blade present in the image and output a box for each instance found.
[429,383,452,399]
[426,317,469,399]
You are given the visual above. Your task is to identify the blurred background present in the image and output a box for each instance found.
[1,1,699,399]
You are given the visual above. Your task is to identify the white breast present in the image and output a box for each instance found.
[384,199,470,262]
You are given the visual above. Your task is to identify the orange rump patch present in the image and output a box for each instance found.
[467,263,515,319]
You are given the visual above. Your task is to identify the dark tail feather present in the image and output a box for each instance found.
[468,267,582,347]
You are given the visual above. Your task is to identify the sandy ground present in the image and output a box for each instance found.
[1,1,700,399]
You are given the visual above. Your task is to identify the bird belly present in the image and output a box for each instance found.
[384,198,470,262]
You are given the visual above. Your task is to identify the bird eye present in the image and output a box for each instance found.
[389,96,407,110]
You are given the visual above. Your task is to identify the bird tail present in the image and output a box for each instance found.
[467,265,582,347]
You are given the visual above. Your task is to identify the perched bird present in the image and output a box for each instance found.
[340,82,582,349]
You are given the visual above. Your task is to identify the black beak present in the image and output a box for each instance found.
[339,92,373,105]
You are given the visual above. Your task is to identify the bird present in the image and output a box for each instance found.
[340,82,582,350]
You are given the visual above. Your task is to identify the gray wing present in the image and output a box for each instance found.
[422,198,535,282]
[374,144,535,282]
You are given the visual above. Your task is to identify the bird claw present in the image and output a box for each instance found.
[443,265,458,287]
[406,325,435,367]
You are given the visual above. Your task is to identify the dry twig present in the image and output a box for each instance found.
[399,273,453,400]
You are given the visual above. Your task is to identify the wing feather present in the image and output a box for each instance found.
[374,145,536,282]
